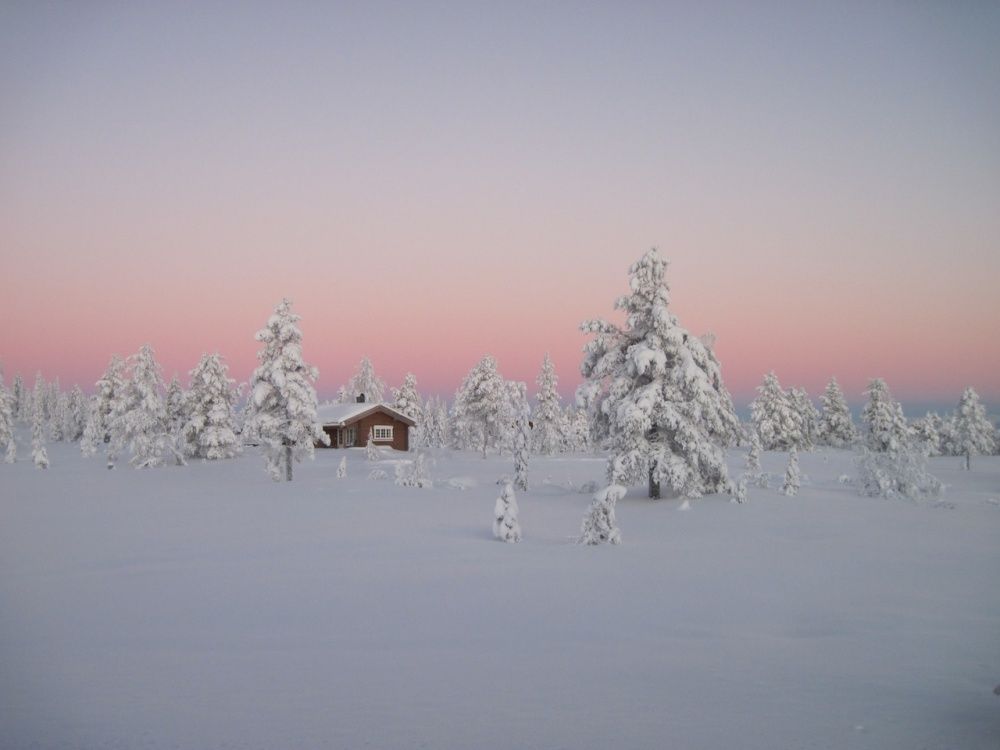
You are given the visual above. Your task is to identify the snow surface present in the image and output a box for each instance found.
[2,438,999,749]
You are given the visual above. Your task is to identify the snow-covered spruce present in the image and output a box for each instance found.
[817,377,858,447]
[243,298,329,481]
[419,396,448,449]
[81,355,127,461]
[493,481,521,543]
[744,430,768,488]
[111,344,174,469]
[0,375,15,463]
[395,452,431,488]
[339,356,386,404]
[789,387,818,450]
[533,353,562,455]
[453,355,512,457]
[952,387,995,470]
[750,372,804,451]
[182,353,240,460]
[31,378,49,469]
[391,372,423,422]
[577,248,740,499]
[11,374,25,422]
[911,412,943,457]
[579,484,624,545]
[860,378,910,453]
[780,447,801,497]
[336,456,347,479]
[63,386,88,443]
[512,382,530,491]
[48,380,66,442]
[560,406,591,453]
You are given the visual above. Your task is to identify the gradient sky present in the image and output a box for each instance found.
[1,2,998,411]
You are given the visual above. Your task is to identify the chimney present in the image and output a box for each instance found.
[356,393,366,403]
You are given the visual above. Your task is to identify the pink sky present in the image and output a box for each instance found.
[1,3,998,410]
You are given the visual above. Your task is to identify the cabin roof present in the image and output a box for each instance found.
[316,402,416,427]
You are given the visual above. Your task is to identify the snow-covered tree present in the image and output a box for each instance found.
[789,388,818,450]
[493,481,521,543]
[533,353,562,455]
[952,387,995,470]
[81,355,127,460]
[165,376,187,432]
[817,377,857,447]
[860,378,909,453]
[48,380,66,442]
[911,412,943,457]
[419,395,447,449]
[560,406,591,453]
[855,445,943,502]
[391,372,423,421]
[31,376,49,469]
[339,356,386,404]
[453,355,511,457]
[744,430,768,488]
[579,484,624,545]
[577,248,740,498]
[780,448,800,496]
[182,353,239,460]
[511,382,530,491]
[11,374,25,422]
[62,386,88,442]
[750,372,804,451]
[243,299,329,481]
[336,455,347,479]
[395,452,431,488]
[113,344,170,468]
[0,376,15,463]
[365,430,380,461]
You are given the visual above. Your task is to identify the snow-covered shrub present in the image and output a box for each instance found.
[183,353,240,460]
[952,387,995,470]
[577,248,740,499]
[855,445,943,502]
[533,353,562,455]
[243,299,329,481]
[579,484,624,545]
[493,481,521,543]
[730,477,748,504]
[365,431,380,461]
[817,377,858,447]
[780,448,800,496]
[367,468,388,480]
[395,452,431,488]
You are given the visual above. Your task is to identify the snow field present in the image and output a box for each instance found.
[1,442,999,749]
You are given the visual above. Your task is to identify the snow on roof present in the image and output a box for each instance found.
[316,402,415,426]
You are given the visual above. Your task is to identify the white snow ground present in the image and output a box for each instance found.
[1,439,998,749]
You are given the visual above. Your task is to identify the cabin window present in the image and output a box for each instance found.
[345,426,357,447]
[373,425,393,442]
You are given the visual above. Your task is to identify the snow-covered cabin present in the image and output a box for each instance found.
[316,399,416,451]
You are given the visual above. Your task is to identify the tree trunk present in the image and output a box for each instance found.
[482,418,488,458]
[966,451,971,471]
[648,465,660,499]
[285,444,293,481]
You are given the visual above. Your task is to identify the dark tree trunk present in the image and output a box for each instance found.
[648,466,660,499]
[285,444,293,481]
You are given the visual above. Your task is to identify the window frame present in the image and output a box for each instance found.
[372,425,394,442]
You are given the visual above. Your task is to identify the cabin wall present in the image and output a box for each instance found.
[319,414,410,451]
